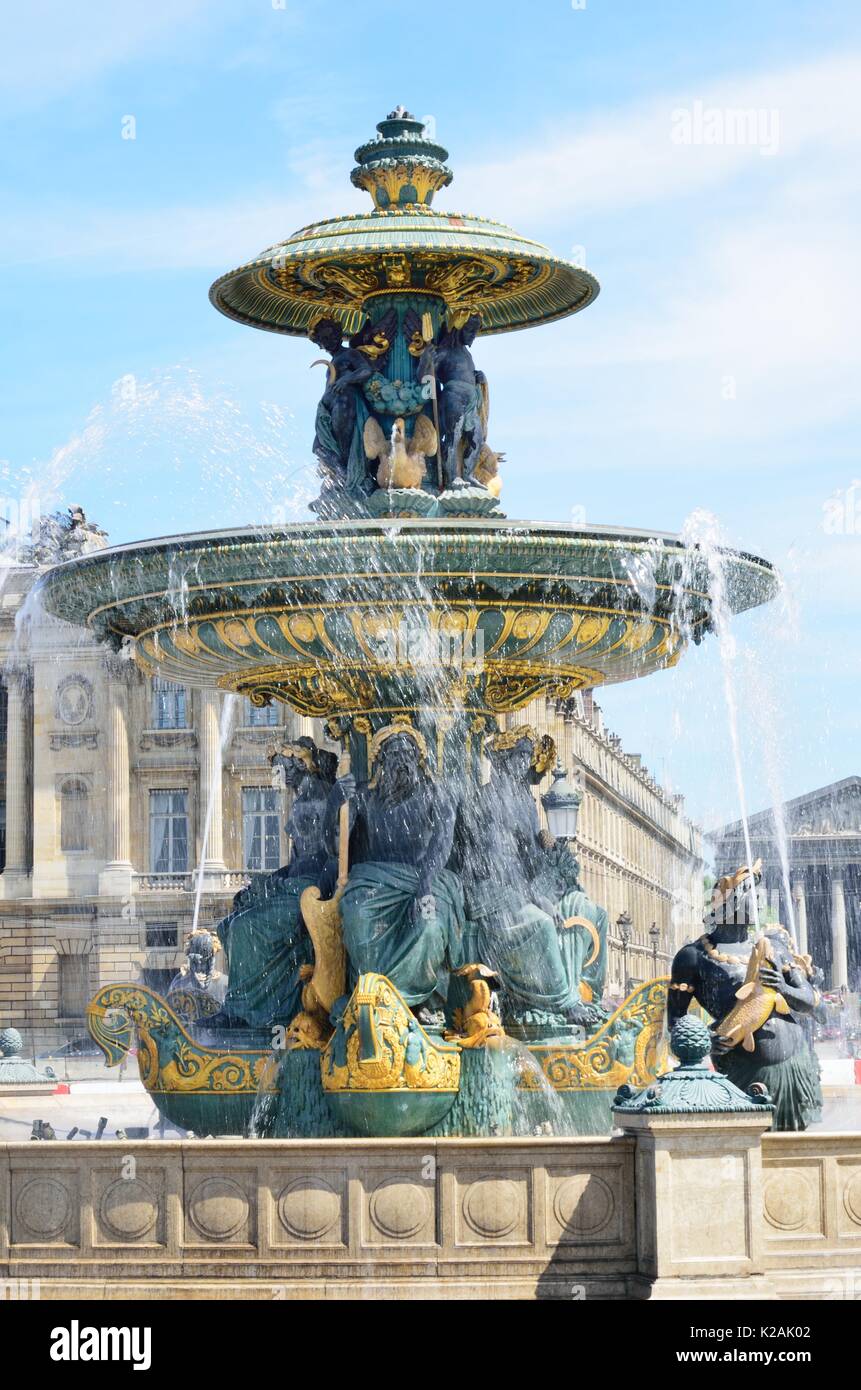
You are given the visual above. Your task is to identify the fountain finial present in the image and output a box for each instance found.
[351,109,452,209]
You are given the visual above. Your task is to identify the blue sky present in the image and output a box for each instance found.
[1,0,859,842]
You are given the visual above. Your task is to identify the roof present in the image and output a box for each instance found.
[709,776,861,841]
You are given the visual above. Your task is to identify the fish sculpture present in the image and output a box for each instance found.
[716,935,791,1052]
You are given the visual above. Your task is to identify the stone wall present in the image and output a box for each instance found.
[2,1125,860,1300]
[0,1137,635,1299]
[762,1131,861,1298]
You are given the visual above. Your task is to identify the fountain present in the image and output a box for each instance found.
[37,108,778,1142]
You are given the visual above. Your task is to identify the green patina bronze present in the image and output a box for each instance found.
[613,1016,775,1117]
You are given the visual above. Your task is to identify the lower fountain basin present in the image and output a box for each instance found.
[36,517,777,717]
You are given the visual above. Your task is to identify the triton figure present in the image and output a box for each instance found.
[667,862,822,1131]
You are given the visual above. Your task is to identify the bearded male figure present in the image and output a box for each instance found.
[332,720,465,1016]
[453,727,608,1028]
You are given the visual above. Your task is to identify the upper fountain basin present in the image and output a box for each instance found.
[36,517,778,718]
[208,208,599,339]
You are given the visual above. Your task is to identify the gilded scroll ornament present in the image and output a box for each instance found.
[322,973,461,1093]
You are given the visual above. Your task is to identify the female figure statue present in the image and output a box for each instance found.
[217,737,337,1030]
[453,727,608,1029]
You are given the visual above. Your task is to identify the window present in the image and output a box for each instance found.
[145,922,178,949]
[242,786,281,872]
[149,790,189,873]
[60,778,89,852]
[151,677,188,730]
[243,697,279,727]
[58,955,88,1018]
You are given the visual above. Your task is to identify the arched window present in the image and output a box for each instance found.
[60,778,89,852]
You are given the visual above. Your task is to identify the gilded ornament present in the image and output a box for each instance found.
[521,980,669,1092]
[445,964,505,1050]
[322,973,461,1094]
[367,716,429,785]
[488,725,556,775]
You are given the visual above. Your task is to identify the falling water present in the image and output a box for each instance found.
[744,650,796,937]
[2,365,318,549]
[679,509,760,928]
[191,692,238,935]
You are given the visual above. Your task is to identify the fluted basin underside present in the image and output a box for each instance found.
[37,518,777,718]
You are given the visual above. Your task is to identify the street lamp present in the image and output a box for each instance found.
[616,910,632,995]
[649,920,660,976]
[541,761,583,843]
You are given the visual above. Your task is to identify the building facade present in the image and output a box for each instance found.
[0,550,703,1051]
[712,779,861,990]
[520,690,703,993]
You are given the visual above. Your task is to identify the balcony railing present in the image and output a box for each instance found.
[133,871,249,894]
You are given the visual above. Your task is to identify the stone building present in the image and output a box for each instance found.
[712,778,861,990]
[521,690,703,994]
[0,540,703,1050]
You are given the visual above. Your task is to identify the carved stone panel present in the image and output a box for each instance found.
[56,674,93,726]
[11,1171,80,1247]
[363,1174,437,1248]
[272,1172,347,1248]
[452,1167,531,1248]
[184,1172,255,1246]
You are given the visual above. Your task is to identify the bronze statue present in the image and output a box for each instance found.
[216,737,337,1029]
[668,862,823,1131]
[420,313,488,487]
[309,312,396,494]
[332,719,464,1019]
[453,726,608,1028]
[167,928,226,1022]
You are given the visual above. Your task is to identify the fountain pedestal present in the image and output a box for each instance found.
[616,1110,776,1299]
[613,1018,777,1299]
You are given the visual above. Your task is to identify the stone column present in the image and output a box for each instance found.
[831,870,849,990]
[2,666,32,895]
[791,870,808,955]
[198,688,226,882]
[99,658,134,898]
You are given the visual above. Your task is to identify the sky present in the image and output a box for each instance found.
[0,0,859,846]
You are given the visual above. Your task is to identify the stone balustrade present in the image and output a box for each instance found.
[1,1125,860,1299]
[1,1137,635,1299]
[133,871,249,894]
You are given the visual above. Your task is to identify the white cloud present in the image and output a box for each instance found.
[457,51,861,225]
